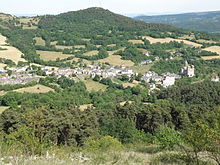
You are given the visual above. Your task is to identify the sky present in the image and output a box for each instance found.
[1,0,220,16]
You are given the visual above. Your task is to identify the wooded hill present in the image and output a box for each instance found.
[38,7,179,33]
[0,7,219,65]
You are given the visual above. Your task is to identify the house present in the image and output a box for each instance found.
[180,61,195,77]
[188,45,195,48]
[143,52,149,56]
[169,56,174,60]
[0,69,7,73]
[211,76,220,82]
[162,76,175,87]
[120,68,135,77]
[161,72,181,79]
[175,52,183,57]
[152,76,163,84]
[142,71,158,83]
[139,60,153,65]
[15,66,29,72]
[154,56,160,61]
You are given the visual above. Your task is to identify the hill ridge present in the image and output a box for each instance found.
[135,11,220,33]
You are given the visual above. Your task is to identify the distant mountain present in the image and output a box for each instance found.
[135,11,220,33]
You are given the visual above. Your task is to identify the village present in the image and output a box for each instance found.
[0,59,201,92]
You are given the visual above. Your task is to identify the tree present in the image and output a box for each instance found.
[120,75,130,81]
[155,126,183,150]
[7,70,12,76]
[184,122,220,165]
[100,117,148,143]
[93,75,101,82]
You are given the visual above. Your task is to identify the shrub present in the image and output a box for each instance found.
[84,136,123,151]
[154,126,184,150]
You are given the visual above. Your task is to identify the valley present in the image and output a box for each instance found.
[0,7,220,165]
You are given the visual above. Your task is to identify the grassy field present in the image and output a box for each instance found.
[0,45,26,64]
[0,149,154,165]
[179,34,195,40]
[107,44,116,47]
[132,64,153,74]
[55,45,74,49]
[23,25,38,30]
[203,46,220,54]
[0,34,7,45]
[74,45,85,49]
[122,80,140,88]
[201,56,220,60]
[142,36,202,47]
[0,34,26,64]
[0,14,14,21]
[18,17,39,30]
[98,49,134,67]
[112,78,123,84]
[0,106,9,114]
[197,39,217,44]
[37,50,73,61]
[19,17,40,24]
[13,84,54,93]
[34,37,45,46]
[84,79,107,92]
[122,82,136,88]
[137,48,149,53]
[19,18,32,24]
[50,41,58,45]
[202,46,220,60]
[128,40,144,44]
[0,63,7,69]
[0,143,214,165]
[96,45,102,48]
[99,55,134,66]
[83,50,99,56]
[82,38,91,41]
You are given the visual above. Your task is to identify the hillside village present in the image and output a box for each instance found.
[0,59,200,91]
[0,28,219,93]
[0,8,219,94]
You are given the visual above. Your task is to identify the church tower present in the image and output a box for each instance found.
[180,61,195,77]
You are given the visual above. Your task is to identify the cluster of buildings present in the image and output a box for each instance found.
[139,51,184,66]
[0,73,39,85]
[0,60,197,90]
[41,63,136,79]
[0,66,40,85]
[142,71,181,88]
[142,61,195,91]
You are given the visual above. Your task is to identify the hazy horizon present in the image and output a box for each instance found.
[1,0,220,16]
[10,9,220,18]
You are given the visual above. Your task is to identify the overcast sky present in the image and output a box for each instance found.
[1,0,220,16]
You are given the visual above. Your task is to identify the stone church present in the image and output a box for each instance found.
[180,61,195,77]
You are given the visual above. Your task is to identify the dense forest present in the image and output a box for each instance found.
[0,79,219,164]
